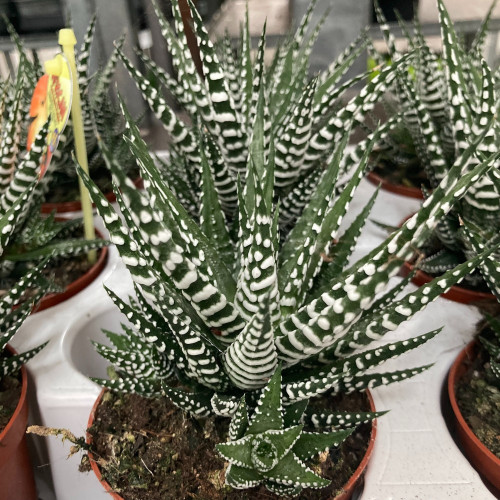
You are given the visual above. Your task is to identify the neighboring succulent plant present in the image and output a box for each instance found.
[76,75,500,494]
[3,16,138,205]
[372,0,500,296]
[0,123,52,379]
[116,0,410,232]
[0,60,107,292]
[0,262,49,378]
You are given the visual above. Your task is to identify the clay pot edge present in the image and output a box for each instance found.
[31,224,109,313]
[0,346,28,448]
[366,171,425,200]
[86,388,378,500]
[447,341,500,492]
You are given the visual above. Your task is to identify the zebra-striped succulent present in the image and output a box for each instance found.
[0,262,50,378]
[78,85,500,494]
[4,16,137,204]
[117,0,405,232]
[0,61,107,287]
[0,117,52,379]
[372,0,500,296]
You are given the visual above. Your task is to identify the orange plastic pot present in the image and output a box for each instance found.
[448,341,500,494]
[333,389,377,500]
[41,177,144,214]
[86,389,377,500]
[32,243,108,313]
[397,214,496,305]
[366,171,424,200]
[0,346,37,500]
[400,260,496,305]
[29,226,109,313]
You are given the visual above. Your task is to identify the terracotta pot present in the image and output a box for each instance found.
[448,341,500,494]
[366,171,424,200]
[0,345,37,500]
[87,390,122,499]
[29,225,109,313]
[332,389,377,500]
[86,389,377,500]
[41,177,144,214]
[399,260,496,305]
[397,214,496,305]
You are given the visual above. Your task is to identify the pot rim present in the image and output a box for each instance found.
[448,341,500,468]
[30,224,109,313]
[334,389,377,500]
[366,171,425,200]
[397,215,495,305]
[41,177,143,214]
[86,388,378,500]
[0,345,28,452]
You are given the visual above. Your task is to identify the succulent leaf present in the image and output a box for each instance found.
[224,294,277,390]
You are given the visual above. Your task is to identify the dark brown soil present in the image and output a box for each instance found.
[0,373,22,434]
[45,165,140,204]
[371,158,431,191]
[87,390,372,500]
[0,252,99,304]
[41,253,96,292]
[456,345,500,458]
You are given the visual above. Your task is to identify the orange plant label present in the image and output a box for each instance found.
[27,54,72,178]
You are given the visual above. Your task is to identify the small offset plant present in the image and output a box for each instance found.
[372,0,500,296]
[0,59,107,297]
[117,0,408,232]
[76,73,500,495]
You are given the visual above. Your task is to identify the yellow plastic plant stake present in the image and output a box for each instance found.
[59,28,96,263]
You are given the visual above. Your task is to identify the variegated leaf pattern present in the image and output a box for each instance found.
[76,13,97,96]
[302,53,412,174]
[119,0,398,237]
[0,67,25,193]
[82,1,500,496]
[224,295,277,390]
[186,0,247,173]
[276,150,499,365]
[371,0,500,299]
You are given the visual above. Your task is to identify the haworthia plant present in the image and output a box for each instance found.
[116,0,404,233]
[3,16,138,204]
[80,68,500,494]
[372,0,500,296]
[0,125,51,378]
[0,60,108,287]
[0,261,51,378]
